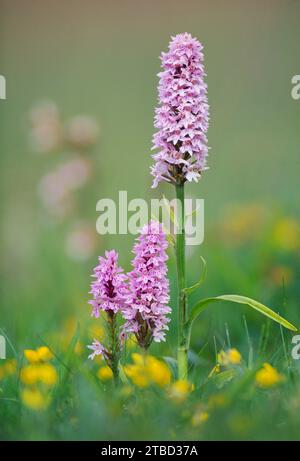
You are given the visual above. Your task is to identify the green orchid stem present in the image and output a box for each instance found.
[107,311,120,386]
[175,184,188,380]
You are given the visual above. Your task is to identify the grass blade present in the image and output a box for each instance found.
[185,294,297,347]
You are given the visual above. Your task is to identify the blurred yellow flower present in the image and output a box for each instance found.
[168,380,194,403]
[20,363,57,387]
[124,353,150,388]
[97,366,113,381]
[191,408,209,427]
[36,346,54,362]
[20,365,40,385]
[24,349,40,363]
[131,353,144,365]
[39,364,58,386]
[0,359,17,380]
[255,363,284,388]
[145,356,171,387]
[124,364,149,388]
[272,218,300,252]
[124,353,171,388]
[218,348,242,366]
[24,346,54,363]
[21,388,49,411]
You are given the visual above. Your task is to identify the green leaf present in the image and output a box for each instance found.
[183,256,207,295]
[185,294,298,347]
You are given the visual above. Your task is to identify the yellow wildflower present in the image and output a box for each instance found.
[131,353,144,366]
[145,356,171,387]
[255,363,284,388]
[124,354,171,388]
[124,363,149,388]
[39,363,58,386]
[36,346,54,362]
[168,380,194,403]
[24,349,40,363]
[24,346,54,363]
[21,388,49,411]
[218,348,242,366]
[20,363,57,386]
[97,366,113,381]
[20,365,40,385]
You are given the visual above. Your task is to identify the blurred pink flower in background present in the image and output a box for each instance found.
[37,172,75,218]
[65,222,97,261]
[29,101,62,154]
[58,155,92,190]
[37,155,92,217]
[64,115,100,150]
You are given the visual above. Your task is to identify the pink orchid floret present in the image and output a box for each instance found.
[122,221,171,348]
[87,339,109,361]
[89,249,127,318]
[151,33,209,187]
[87,249,127,361]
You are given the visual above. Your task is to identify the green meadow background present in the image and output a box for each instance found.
[1,0,300,440]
